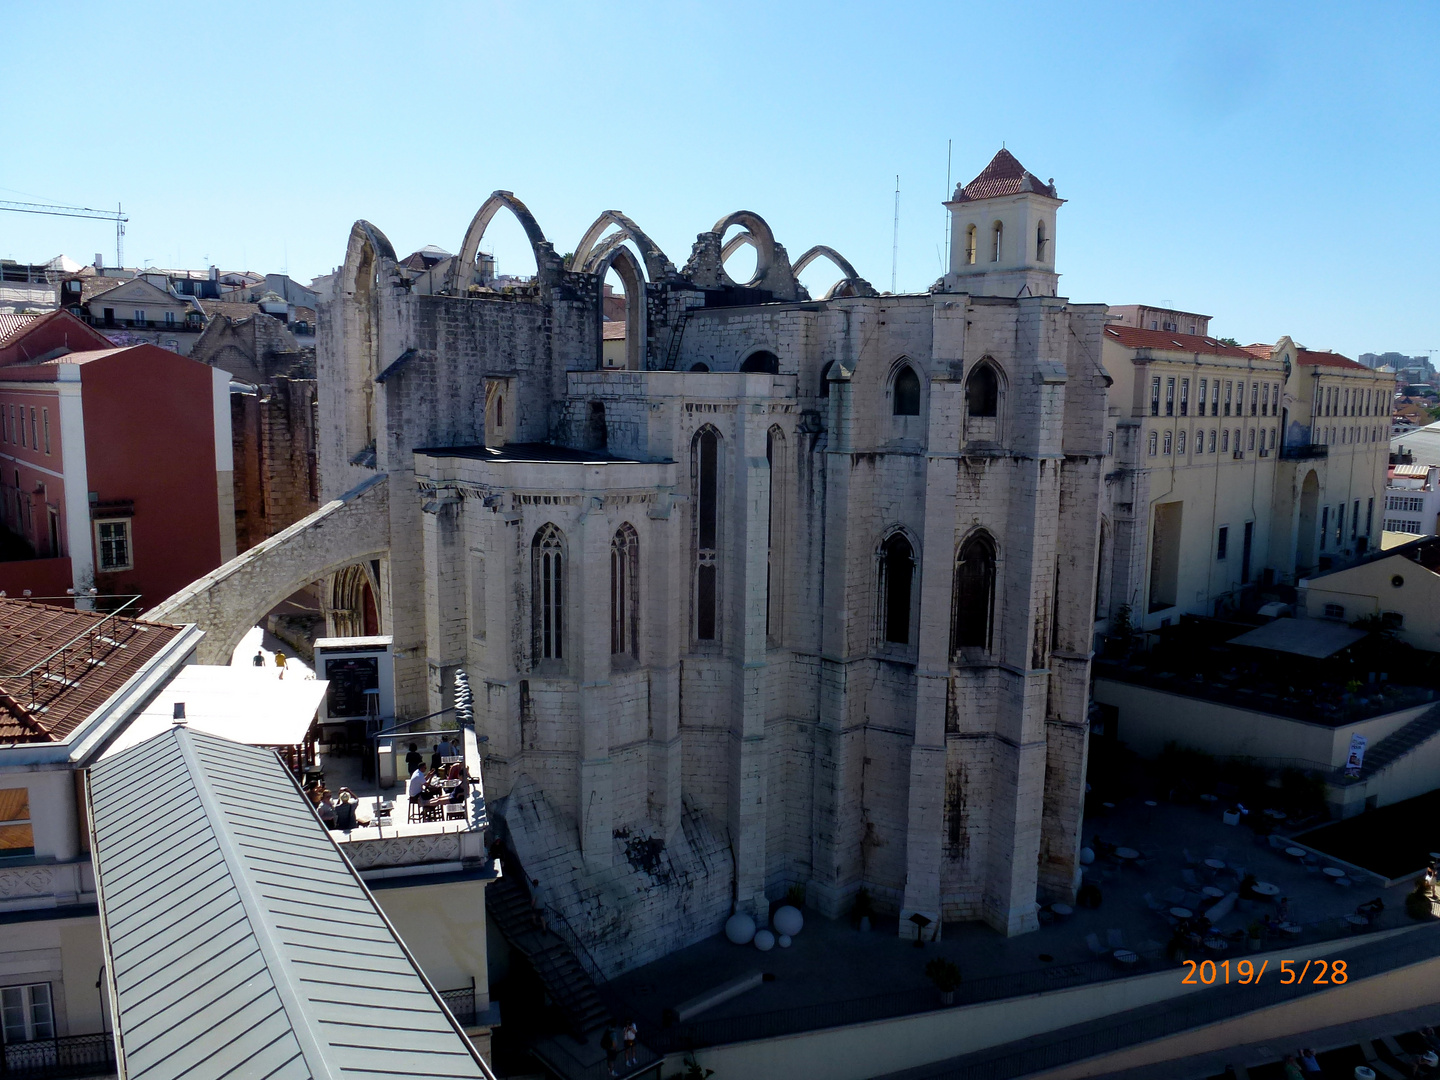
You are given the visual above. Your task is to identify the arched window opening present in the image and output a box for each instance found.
[893,364,921,416]
[951,533,997,652]
[818,360,834,398]
[611,524,638,658]
[532,524,565,662]
[991,221,1003,263]
[879,532,915,645]
[964,224,977,265]
[965,363,999,417]
[1036,220,1048,262]
[689,362,710,373]
[740,350,779,374]
[694,428,720,640]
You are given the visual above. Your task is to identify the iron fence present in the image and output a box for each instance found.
[1,1032,115,1079]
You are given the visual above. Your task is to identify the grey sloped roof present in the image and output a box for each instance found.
[88,726,491,1080]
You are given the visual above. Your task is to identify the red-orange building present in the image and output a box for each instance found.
[0,343,234,611]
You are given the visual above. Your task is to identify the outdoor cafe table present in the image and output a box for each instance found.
[1113,949,1138,965]
[1204,858,1226,870]
[1323,867,1347,879]
[1253,882,1281,897]
[1285,846,1307,858]
[1170,907,1193,919]
[1114,847,1139,860]
[1049,902,1073,918]
[1201,886,1225,899]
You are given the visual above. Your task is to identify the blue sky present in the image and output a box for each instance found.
[3,2,1436,358]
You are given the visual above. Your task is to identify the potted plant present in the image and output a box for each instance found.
[1406,883,1435,922]
[925,958,962,1005]
[1247,921,1264,952]
[853,888,874,932]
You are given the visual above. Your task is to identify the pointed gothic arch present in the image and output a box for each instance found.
[951,530,997,653]
[792,245,861,299]
[592,242,647,371]
[572,210,676,281]
[877,525,920,646]
[448,191,557,294]
[531,523,567,665]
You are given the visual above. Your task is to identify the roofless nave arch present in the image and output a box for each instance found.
[152,191,872,661]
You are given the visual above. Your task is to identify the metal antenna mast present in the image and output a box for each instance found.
[0,199,129,267]
[891,175,900,293]
[943,140,952,271]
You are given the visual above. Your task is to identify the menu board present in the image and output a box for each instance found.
[324,656,379,719]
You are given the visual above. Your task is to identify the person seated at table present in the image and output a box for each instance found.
[447,761,465,782]
[317,792,337,828]
[333,790,358,831]
[305,783,324,808]
[1355,897,1384,922]
[405,742,424,775]
[407,766,427,801]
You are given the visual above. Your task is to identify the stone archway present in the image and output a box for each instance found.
[446,191,562,294]
[150,475,390,664]
[1296,470,1320,575]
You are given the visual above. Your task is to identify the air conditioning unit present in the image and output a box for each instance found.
[1258,448,1269,457]
[1233,450,1245,460]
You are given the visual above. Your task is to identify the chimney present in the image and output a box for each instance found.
[209,265,218,281]
[172,702,187,722]
[94,253,104,270]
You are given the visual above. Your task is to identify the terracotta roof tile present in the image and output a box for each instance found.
[1296,348,1370,372]
[951,149,1059,203]
[0,313,42,347]
[0,599,183,742]
[1103,324,1259,360]
[602,320,626,340]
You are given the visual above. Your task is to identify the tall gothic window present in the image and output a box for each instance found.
[611,524,638,658]
[694,427,720,640]
[951,533,997,652]
[532,524,565,661]
[879,532,915,644]
[766,426,787,645]
[893,364,921,415]
[965,363,999,417]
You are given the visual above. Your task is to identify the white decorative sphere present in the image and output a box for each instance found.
[777,934,792,948]
[773,905,804,937]
[724,913,756,945]
[753,929,775,951]
[1079,847,1095,865]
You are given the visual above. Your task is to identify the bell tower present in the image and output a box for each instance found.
[943,148,1064,298]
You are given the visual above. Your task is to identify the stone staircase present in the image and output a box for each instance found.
[485,870,612,1040]
[1343,702,1440,781]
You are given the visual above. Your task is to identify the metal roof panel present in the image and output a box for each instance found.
[90,726,492,1080]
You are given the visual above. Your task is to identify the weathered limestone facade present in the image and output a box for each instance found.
[307,149,1107,976]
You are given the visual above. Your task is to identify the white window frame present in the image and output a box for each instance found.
[94,517,133,572]
[1,982,54,1044]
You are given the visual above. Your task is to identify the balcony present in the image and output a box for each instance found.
[1280,443,1328,461]
[2,1032,115,1079]
[83,315,201,332]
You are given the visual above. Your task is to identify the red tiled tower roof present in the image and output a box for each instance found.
[951,149,1060,202]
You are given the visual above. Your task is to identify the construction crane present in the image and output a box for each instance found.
[0,200,128,268]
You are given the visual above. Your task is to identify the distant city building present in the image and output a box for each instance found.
[0,343,235,608]
[1105,304,1211,338]
[1097,325,1393,634]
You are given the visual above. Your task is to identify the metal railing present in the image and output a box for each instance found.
[440,982,476,1026]
[643,907,1421,1055]
[1,1032,115,1079]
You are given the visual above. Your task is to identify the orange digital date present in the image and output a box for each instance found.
[1181,959,1348,985]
